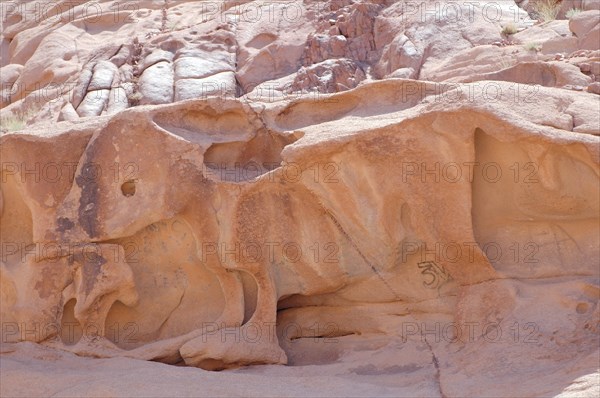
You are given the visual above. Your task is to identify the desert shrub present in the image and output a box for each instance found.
[534,0,560,22]
[524,42,542,52]
[566,8,582,19]
[0,107,39,134]
[502,23,519,36]
[127,91,143,106]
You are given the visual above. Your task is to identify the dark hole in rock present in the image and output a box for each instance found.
[576,302,589,314]
[121,180,136,197]
[60,299,82,345]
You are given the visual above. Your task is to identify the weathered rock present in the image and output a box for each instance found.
[559,0,600,19]
[303,34,348,65]
[174,54,233,80]
[88,61,119,91]
[138,61,174,105]
[76,89,110,117]
[0,64,23,90]
[106,87,129,115]
[460,61,593,88]
[588,81,600,93]
[542,36,579,55]
[174,71,237,101]
[569,10,600,38]
[139,50,175,72]
[0,64,23,107]
[58,102,79,122]
[569,10,600,50]
[375,33,422,79]
[2,81,599,373]
[288,59,366,93]
[0,1,599,397]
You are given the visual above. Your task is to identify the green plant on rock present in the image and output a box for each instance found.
[566,8,582,19]
[0,107,39,134]
[0,115,25,134]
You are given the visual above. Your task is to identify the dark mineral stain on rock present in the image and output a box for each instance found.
[56,217,74,232]
[76,159,101,239]
[72,249,108,296]
[82,252,107,295]
[34,266,66,299]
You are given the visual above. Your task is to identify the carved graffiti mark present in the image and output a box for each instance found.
[417,261,452,290]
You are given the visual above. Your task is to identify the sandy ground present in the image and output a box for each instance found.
[1,336,598,397]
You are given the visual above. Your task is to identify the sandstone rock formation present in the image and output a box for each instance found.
[1,1,599,397]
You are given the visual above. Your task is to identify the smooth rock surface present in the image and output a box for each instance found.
[0,1,599,397]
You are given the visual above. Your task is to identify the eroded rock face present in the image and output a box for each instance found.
[2,0,599,124]
[0,1,599,396]
[2,80,599,371]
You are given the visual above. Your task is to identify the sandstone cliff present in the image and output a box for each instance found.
[1,1,599,397]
